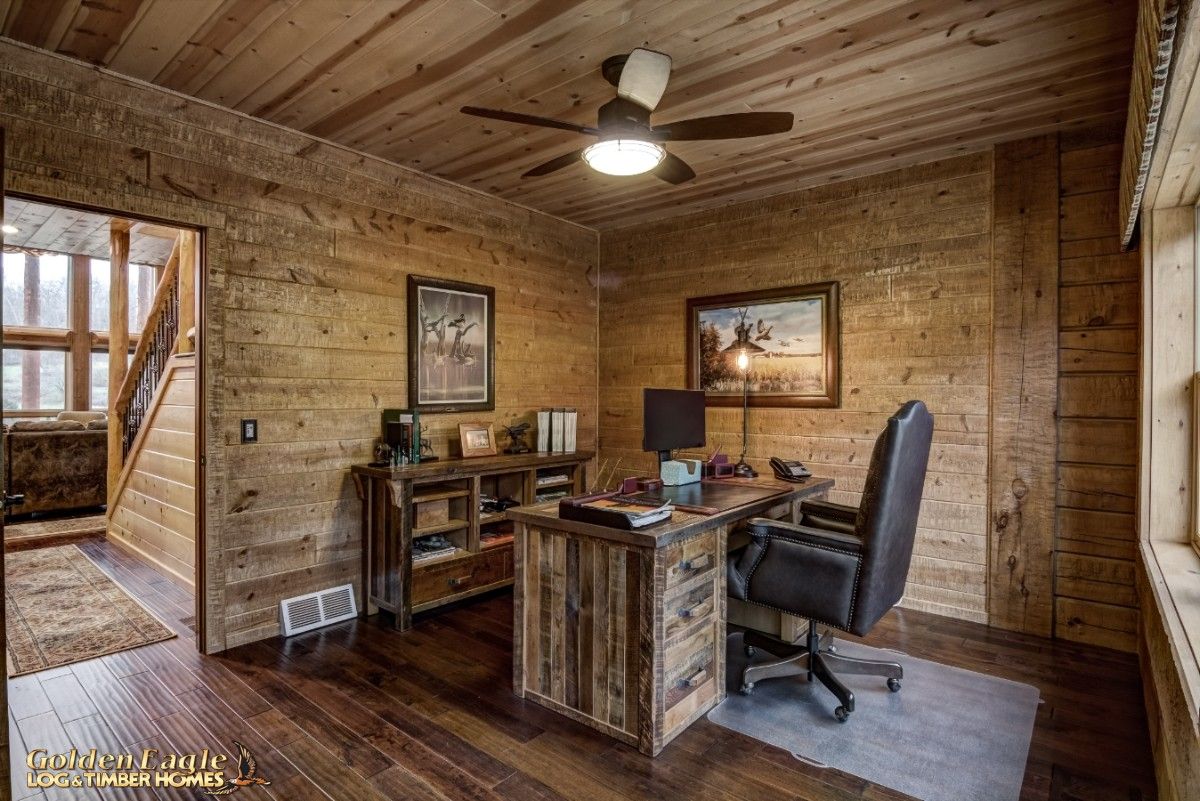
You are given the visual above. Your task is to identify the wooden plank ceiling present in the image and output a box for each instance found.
[3,198,178,265]
[0,0,1137,229]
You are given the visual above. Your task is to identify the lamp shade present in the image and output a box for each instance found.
[582,139,665,176]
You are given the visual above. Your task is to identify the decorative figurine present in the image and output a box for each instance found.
[501,421,531,454]
[419,424,438,462]
[373,441,392,467]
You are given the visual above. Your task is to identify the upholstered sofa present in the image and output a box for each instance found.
[4,414,108,517]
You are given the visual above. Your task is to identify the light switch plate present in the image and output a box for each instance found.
[241,419,258,443]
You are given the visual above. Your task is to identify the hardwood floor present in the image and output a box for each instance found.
[8,539,1155,800]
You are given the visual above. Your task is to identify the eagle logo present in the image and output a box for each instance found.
[203,741,271,795]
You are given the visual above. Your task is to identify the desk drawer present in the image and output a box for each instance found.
[663,530,718,591]
[664,578,716,640]
[664,621,717,713]
[412,548,511,607]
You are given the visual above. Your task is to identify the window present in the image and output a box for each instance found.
[2,348,66,412]
[3,252,69,328]
[90,259,159,333]
[90,351,109,411]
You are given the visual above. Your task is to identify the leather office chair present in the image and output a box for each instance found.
[726,400,934,722]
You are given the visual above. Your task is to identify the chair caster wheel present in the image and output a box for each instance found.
[740,682,755,695]
[834,706,850,723]
[887,678,901,692]
[745,645,756,658]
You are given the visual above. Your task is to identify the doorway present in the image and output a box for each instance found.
[1,195,202,677]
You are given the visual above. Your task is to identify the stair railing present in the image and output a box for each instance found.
[112,239,180,462]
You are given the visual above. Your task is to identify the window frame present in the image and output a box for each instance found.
[3,249,141,420]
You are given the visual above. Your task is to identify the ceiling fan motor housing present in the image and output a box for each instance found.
[596,97,652,138]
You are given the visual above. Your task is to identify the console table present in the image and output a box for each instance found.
[351,451,592,630]
[507,475,833,756]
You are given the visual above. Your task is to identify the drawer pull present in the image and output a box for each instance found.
[680,553,711,572]
[447,576,471,588]
[678,600,712,619]
[681,668,708,688]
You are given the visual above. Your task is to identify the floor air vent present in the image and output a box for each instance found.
[280,584,357,636]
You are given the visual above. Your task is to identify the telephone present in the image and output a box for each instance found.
[770,457,811,482]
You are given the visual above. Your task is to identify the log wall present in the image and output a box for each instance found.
[0,41,599,651]
[600,153,996,624]
[1055,129,1142,652]
[600,132,1141,642]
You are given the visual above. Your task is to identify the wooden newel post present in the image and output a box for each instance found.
[177,229,196,354]
[108,220,131,508]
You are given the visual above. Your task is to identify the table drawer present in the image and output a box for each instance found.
[662,530,718,591]
[412,548,512,607]
[664,620,717,713]
[664,578,716,640]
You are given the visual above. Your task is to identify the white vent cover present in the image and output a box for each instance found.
[280,583,357,636]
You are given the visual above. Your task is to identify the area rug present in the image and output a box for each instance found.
[709,632,1039,801]
[5,544,176,676]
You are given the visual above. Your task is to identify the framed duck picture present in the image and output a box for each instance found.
[407,275,496,413]
[686,282,840,408]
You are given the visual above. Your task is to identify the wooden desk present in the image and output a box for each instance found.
[507,475,833,756]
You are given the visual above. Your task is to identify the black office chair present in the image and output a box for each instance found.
[726,400,934,722]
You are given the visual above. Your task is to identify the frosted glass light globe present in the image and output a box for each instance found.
[581,139,665,176]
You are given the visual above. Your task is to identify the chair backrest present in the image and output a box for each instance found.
[849,400,934,635]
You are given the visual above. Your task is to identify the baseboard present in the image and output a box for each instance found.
[104,527,195,591]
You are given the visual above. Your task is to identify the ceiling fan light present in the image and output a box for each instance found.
[582,139,665,176]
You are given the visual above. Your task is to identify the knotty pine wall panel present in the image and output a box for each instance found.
[599,153,995,623]
[1055,129,1141,653]
[0,42,598,651]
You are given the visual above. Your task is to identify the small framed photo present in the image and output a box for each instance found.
[458,423,497,458]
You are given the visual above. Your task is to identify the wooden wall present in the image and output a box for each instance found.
[108,356,196,588]
[0,41,599,651]
[600,154,995,624]
[1055,129,1141,652]
[600,133,1142,642]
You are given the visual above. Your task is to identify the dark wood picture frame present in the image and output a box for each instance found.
[407,274,496,413]
[686,282,840,408]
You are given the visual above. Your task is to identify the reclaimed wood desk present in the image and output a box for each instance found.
[507,475,834,756]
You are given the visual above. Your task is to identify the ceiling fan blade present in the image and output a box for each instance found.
[461,106,598,135]
[652,111,794,141]
[522,148,585,178]
[618,48,672,111]
[653,152,695,185]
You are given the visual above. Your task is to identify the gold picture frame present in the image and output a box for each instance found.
[458,423,497,458]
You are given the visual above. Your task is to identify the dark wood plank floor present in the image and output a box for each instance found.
[9,539,1156,801]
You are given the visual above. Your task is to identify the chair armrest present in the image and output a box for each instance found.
[800,499,858,523]
[745,517,863,554]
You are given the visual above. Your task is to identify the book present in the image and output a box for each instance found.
[537,409,551,452]
[551,408,566,452]
[564,408,577,452]
[576,497,674,528]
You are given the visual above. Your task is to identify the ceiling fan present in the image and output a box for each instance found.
[460,48,794,184]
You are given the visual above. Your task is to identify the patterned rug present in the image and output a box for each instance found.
[5,544,176,676]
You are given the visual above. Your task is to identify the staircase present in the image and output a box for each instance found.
[105,228,198,587]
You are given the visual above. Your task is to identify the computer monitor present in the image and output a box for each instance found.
[642,388,706,462]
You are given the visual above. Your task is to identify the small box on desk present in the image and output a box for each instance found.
[660,459,703,486]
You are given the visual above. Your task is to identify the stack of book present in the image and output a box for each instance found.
[536,407,578,453]
[382,408,421,465]
[413,534,457,562]
[559,493,674,529]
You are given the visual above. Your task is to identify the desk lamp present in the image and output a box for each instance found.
[722,329,762,479]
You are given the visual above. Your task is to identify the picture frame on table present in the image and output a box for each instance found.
[459,423,498,458]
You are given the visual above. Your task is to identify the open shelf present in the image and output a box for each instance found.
[479,511,506,525]
[412,547,471,568]
[413,486,471,504]
[412,518,470,538]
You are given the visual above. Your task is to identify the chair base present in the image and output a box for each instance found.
[739,621,902,722]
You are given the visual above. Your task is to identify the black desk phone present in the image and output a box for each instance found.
[770,457,811,482]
